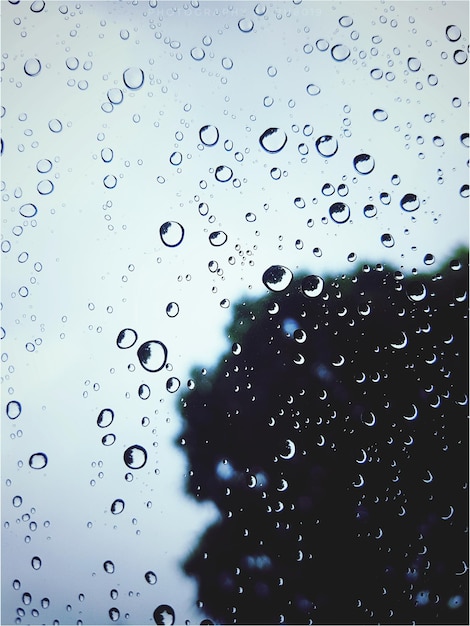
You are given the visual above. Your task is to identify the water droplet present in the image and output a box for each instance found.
[372,108,388,122]
[301,275,324,298]
[238,18,254,33]
[221,57,233,70]
[406,282,427,302]
[23,592,32,605]
[381,233,395,248]
[13,495,23,507]
[19,203,37,218]
[407,57,421,72]
[214,165,233,182]
[31,556,42,570]
[306,83,321,96]
[321,183,335,196]
[37,180,54,195]
[459,184,469,198]
[145,570,157,584]
[29,453,47,470]
[262,265,293,292]
[49,119,62,133]
[123,67,144,89]
[97,408,114,428]
[353,153,375,174]
[102,434,116,446]
[166,377,180,393]
[259,128,288,153]
[160,221,184,247]
[190,47,205,61]
[339,15,353,27]
[199,125,219,146]
[153,604,175,625]
[116,328,138,349]
[24,58,41,77]
[101,148,113,163]
[109,608,120,621]
[446,25,461,42]
[36,158,52,173]
[137,341,168,372]
[461,133,469,148]
[279,439,296,460]
[6,400,22,419]
[390,331,408,349]
[169,151,182,166]
[423,253,435,265]
[103,560,115,574]
[209,231,228,246]
[232,342,242,355]
[110,499,125,515]
[30,0,45,12]
[166,302,179,317]
[294,197,306,208]
[103,175,117,189]
[124,445,147,470]
[453,49,468,65]
[41,598,50,609]
[400,193,420,212]
[138,384,151,400]
[331,44,350,61]
[315,135,338,157]
[329,202,350,223]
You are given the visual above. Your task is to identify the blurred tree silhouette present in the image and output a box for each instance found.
[178,251,468,625]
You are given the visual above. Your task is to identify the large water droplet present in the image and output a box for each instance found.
[153,604,175,625]
[107,88,123,105]
[446,25,461,42]
[116,328,138,349]
[19,203,37,218]
[36,158,52,173]
[6,400,22,419]
[306,83,321,96]
[199,125,219,146]
[110,499,125,515]
[103,560,115,573]
[259,128,288,153]
[453,50,468,65]
[329,202,350,223]
[123,67,144,90]
[209,230,228,246]
[169,151,182,166]
[279,439,296,460]
[262,265,293,292]
[166,302,179,318]
[353,153,375,174]
[381,233,395,248]
[97,408,114,428]
[372,108,388,122]
[214,165,233,182]
[24,58,41,77]
[406,282,427,302]
[363,204,377,218]
[31,556,42,570]
[190,47,205,61]
[238,18,254,33]
[137,341,168,372]
[166,377,181,393]
[123,445,147,470]
[145,570,157,584]
[29,453,48,470]
[331,44,350,61]
[301,275,324,298]
[400,193,420,212]
[48,119,62,133]
[160,221,184,247]
[407,57,421,72]
[315,135,338,157]
[109,608,120,621]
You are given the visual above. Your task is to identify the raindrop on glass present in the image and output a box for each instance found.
[116,328,138,349]
[160,221,185,247]
[145,570,157,584]
[137,341,168,373]
[24,58,41,77]
[31,556,42,570]
[214,165,233,182]
[97,408,114,428]
[331,44,350,61]
[209,231,228,246]
[110,499,125,515]
[190,47,205,61]
[153,604,175,625]
[19,203,37,218]
[166,377,180,393]
[373,108,388,122]
[381,233,395,247]
[6,400,22,419]
[446,25,461,42]
[123,67,144,90]
[262,265,293,292]
[301,275,324,298]
[29,453,48,470]
[166,302,179,318]
[400,193,420,212]
[124,445,147,470]
[329,202,350,224]
[353,153,375,174]
[315,135,338,157]
[103,560,115,574]
[259,128,288,153]
[199,125,219,146]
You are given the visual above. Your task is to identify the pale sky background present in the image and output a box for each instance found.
[1,1,468,624]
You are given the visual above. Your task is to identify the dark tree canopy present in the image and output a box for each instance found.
[178,252,468,625]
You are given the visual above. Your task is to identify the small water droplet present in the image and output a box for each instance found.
[31,556,42,570]
[169,151,182,166]
[145,570,157,584]
[48,119,63,133]
[214,165,233,182]
[353,153,375,174]
[400,193,420,212]
[166,377,180,393]
[406,282,427,302]
[372,108,388,122]
[259,128,287,153]
[37,180,54,195]
[331,44,350,61]
[315,135,338,157]
[160,221,184,247]
[19,203,37,218]
[166,302,179,318]
[97,408,114,428]
[301,275,324,298]
[209,230,228,246]
[138,384,151,400]
[262,265,293,292]
[381,233,395,247]
[13,495,23,507]
[446,25,461,42]
[190,47,205,61]
[24,58,41,77]
[107,88,123,104]
[6,400,22,419]
[306,83,321,96]
[36,158,52,173]
[123,445,147,470]
[103,560,115,574]
[453,49,468,65]
[199,125,219,146]
[137,341,168,372]
[123,67,144,89]
[102,434,116,446]
[29,453,47,470]
[407,57,421,72]
[110,499,125,515]
[329,202,350,223]
[116,328,138,349]
[238,18,254,33]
